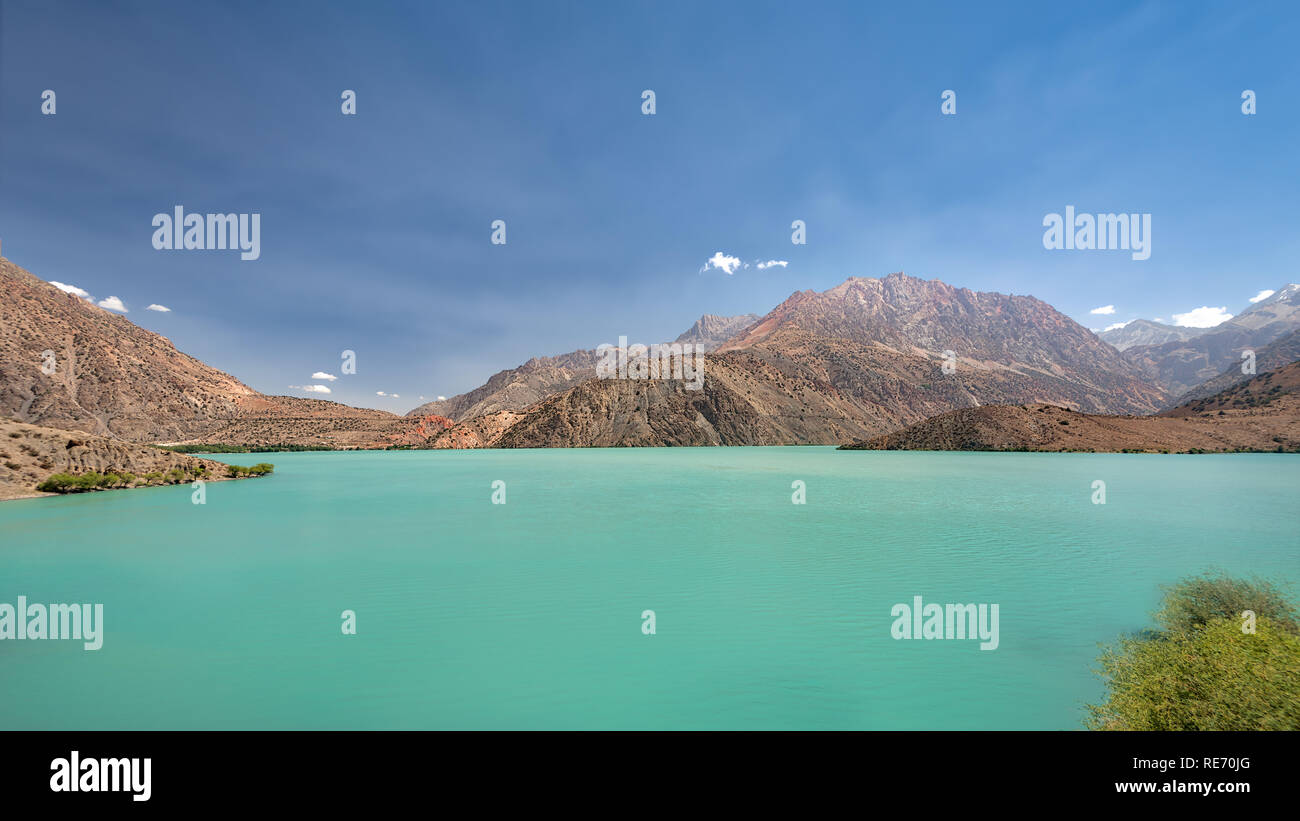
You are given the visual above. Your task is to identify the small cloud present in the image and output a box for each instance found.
[376,391,387,396]
[1090,305,1116,315]
[419,395,426,400]
[146,304,171,312]
[1172,306,1233,328]
[311,372,338,381]
[1103,320,1133,332]
[97,296,128,313]
[50,281,91,299]
[290,384,332,394]
[437,395,446,401]
[700,252,743,275]
[756,260,789,269]
[1248,289,1275,304]
[1153,317,1165,323]
[391,394,400,398]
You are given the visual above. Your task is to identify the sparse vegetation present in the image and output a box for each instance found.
[34,460,272,495]
[156,443,333,453]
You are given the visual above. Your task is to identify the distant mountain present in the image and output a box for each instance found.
[673,313,759,350]
[404,313,759,421]
[1122,283,1300,399]
[840,359,1300,453]
[0,256,398,446]
[1171,327,1300,406]
[1229,283,1300,331]
[1098,319,1207,351]
[411,273,1170,448]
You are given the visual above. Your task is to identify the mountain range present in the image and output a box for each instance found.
[843,359,1300,453]
[2,254,1298,467]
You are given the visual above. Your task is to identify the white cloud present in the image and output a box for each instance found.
[1248,289,1275,304]
[50,281,91,299]
[376,391,387,396]
[391,394,400,399]
[700,252,743,275]
[1103,320,1133,332]
[1172,306,1233,328]
[1154,317,1166,323]
[146,304,171,312]
[756,260,789,269]
[311,372,338,381]
[97,296,128,313]
[290,384,332,394]
[437,395,446,401]
[1090,304,1116,315]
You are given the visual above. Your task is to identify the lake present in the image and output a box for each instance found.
[0,448,1295,729]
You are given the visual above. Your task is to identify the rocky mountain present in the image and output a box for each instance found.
[1098,319,1206,351]
[410,273,1171,448]
[841,359,1300,453]
[1122,283,1300,399]
[404,313,759,422]
[0,256,399,446]
[718,274,1166,412]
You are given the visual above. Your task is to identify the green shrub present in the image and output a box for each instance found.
[1155,572,1297,635]
[1087,574,1300,730]
[1087,618,1300,730]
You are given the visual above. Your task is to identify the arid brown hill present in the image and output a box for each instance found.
[0,256,399,446]
[0,418,255,500]
[840,360,1300,453]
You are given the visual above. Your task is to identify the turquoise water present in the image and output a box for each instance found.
[0,448,1295,730]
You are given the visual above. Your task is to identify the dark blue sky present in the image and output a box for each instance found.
[3,0,1297,410]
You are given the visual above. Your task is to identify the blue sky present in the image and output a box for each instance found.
[2,0,1297,410]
